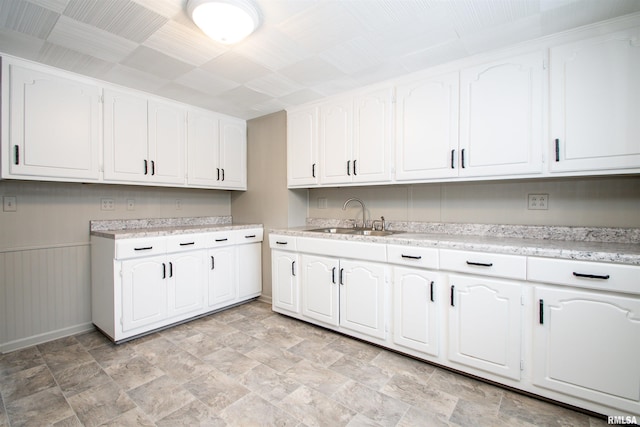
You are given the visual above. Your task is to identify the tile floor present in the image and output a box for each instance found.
[0,300,607,427]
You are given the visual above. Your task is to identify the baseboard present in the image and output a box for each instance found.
[257,294,272,305]
[0,322,95,354]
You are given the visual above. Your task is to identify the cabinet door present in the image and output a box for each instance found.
[459,52,543,177]
[534,286,640,411]
[187,110,220,186]
[550,28,640,172]
[352,88,393,183]
[272,250,299,314]
[207,247,236,308]
[340,260,387,339]
[219,118,247,189]
[148,100,185,185]
[287,107,318,187]
[393,267,439,356]
[167,251,205,319]
[395,72,459,180]
[320,99,353,184]
[301,254,339,327]
[448,275,522,380]
[103,89,149,182]
[8,65,100,180]
[121,256,167,332]
[237,243,262,299]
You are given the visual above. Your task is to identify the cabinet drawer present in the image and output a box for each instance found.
[387,245,438,269]
[528,257,639,295]
[166,233,208,253]
[116,237,166,259]
[440,249,526,280]
[269,234,297,251]
[205,231,236,247]
[235,228,264,244]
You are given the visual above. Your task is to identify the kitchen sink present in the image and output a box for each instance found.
[307,227,403,237]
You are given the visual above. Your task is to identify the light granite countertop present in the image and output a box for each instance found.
[90,216,263,240]
[270,220,640,266]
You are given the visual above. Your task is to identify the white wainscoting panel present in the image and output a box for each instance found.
[0,243,93,352]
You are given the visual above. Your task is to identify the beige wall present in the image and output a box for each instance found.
[308,176,640,228]
[0,179,231,351]
[231,110,307,302]
[0,181,231,251]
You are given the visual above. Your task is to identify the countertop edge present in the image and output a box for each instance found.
[92,224,263,239]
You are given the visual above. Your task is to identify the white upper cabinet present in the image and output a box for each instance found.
[186,111,247,190]
[187,109,220,187]
[459,51,544,177]
[550,27,640,172]
[395,72,459,181]
[318,88,392,185]
[287,106,319,187]
[103,88,185,185]
[320,97,353,184]
[4,63,100,181]
[218,118,247,190]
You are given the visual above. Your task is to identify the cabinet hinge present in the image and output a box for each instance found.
[521,295,524,306]
[542,59,548,70]
[520,359,524,371]
[99,94,104,103]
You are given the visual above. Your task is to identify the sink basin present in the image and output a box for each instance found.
[307,227,404,237]
[307,227,357,234]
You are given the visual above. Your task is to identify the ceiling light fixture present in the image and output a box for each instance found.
[187,0,261,45]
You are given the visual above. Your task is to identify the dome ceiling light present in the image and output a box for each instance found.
[187,0,261,45]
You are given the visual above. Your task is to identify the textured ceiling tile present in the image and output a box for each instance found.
[154,81,214,105]
[101,64,169,92]
[246,98,289,118]
[175,68,239,96]
[132,0,184,19]
[0,28,46,60]
[400,39,469,72]
[216,85,272,106]
[279,56,346,87]
[0,0,60,38]
[121,45,194,79]
[48,15,138,62]
[235,28,311,70]
[541,0,640,35]
[461,14,542,54]
[63,0,167,43]
[201,51,272,83]
[25,0,70,14]
[144,20,225,66]
[277,2,366,53]
[319,36,384,75]
[37,42,114,77]
[278,88,325,106]
[244,72,302,98]
[448,0,540,36]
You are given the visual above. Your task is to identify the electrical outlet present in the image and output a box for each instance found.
[127,199,135,211]
[528,194,549,210]
[175,199,182,210]
[3,196,17,212]
[101,198,115,211]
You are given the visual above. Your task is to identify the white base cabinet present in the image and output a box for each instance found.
[270,234,640,418]
[92,227,262,342]
[533,286,640,414]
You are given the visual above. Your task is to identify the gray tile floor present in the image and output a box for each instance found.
[0,300,607,427]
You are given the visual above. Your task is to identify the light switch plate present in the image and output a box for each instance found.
[3,196,17,212]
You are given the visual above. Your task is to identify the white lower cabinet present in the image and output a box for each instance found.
[92,227,262,342]
[533,286,640,413]
[207,246,236,309]
[272,249,300,315]
[448,275,523,380]
[270,234,639,417]
[121,255,168,332]
[299,253,388,340]
[392,267,440,356]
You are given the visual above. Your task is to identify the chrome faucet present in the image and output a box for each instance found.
[372,216,385,231]
[342,197,366,228]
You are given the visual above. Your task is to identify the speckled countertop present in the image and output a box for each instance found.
[270,219,640,266]
[90,216,262,239]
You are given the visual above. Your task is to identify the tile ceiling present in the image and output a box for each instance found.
[1,0,640,120]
